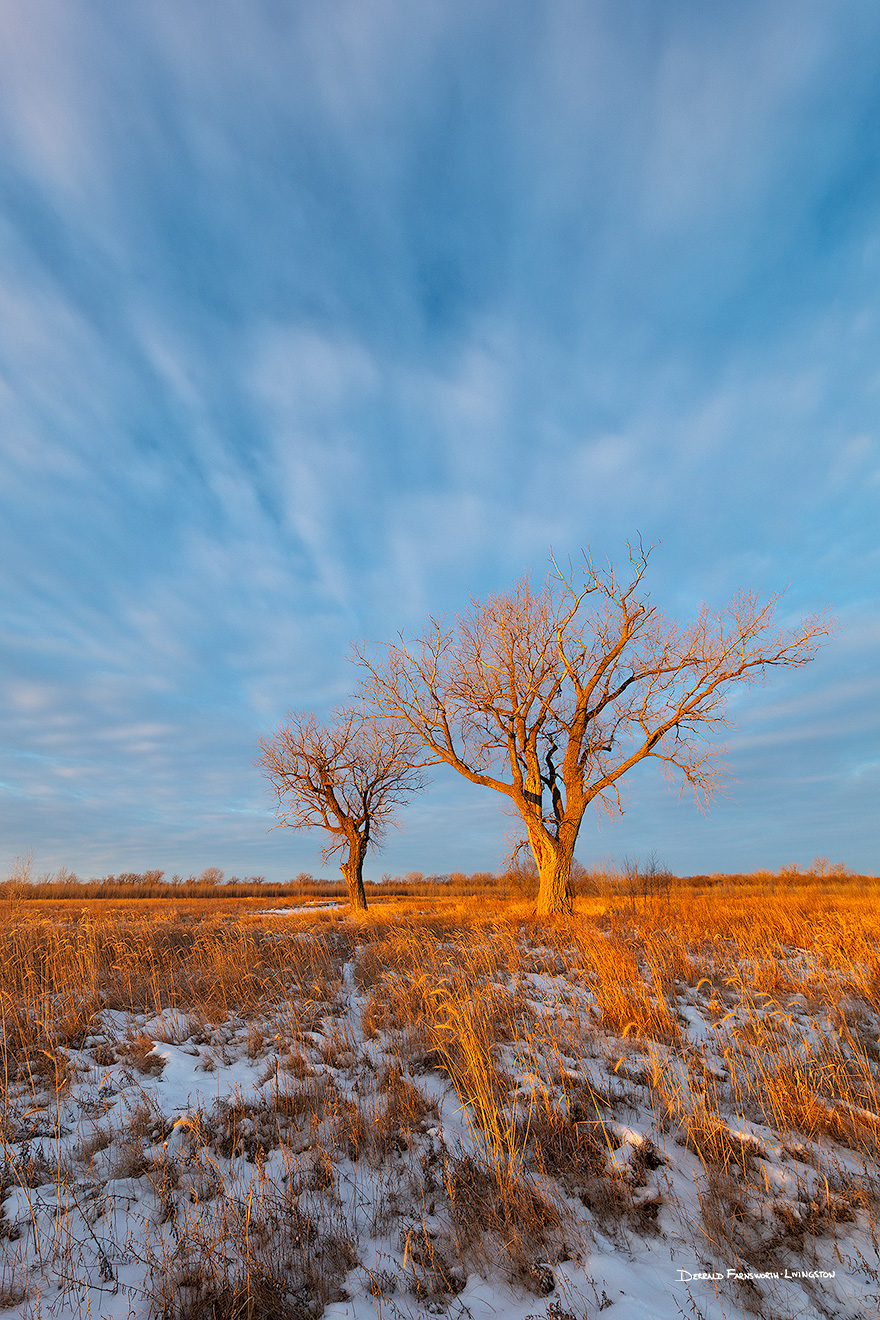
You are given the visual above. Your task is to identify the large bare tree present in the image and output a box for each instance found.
[357,544,831,915]
[258,708,424,911]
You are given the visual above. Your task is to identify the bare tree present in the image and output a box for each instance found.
[357,544,831,915]
[257,707,425,911]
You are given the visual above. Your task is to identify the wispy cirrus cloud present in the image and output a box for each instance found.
[0,0,878,877]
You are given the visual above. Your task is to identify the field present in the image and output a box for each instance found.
[1,878,879,1320]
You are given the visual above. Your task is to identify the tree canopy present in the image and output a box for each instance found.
[357,544,831,913]
[258,707,424,910]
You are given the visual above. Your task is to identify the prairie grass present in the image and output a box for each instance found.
[0,878,878,1316]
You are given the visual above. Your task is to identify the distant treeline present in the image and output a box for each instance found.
[0,857,875,901]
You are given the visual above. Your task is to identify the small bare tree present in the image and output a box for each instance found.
[258,707,424,911]
[357,544,831,915]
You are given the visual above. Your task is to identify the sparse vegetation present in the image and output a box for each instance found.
[0,867,877,1319]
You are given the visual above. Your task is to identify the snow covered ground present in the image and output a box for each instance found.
[1,900,878,1320]
[258,903,343,915]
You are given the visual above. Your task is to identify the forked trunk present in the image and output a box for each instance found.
[341,838,368,912]
[525,821,575,915]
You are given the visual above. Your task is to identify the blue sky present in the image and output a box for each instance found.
[1,0,878,882]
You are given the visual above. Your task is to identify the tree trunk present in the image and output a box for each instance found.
[341,838,368,912]
[532,833,575,916]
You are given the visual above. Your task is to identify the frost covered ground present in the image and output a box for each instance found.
[1,891,879,1320]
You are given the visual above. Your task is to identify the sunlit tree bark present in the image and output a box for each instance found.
[357,544,831,915]
[258,709,424,911]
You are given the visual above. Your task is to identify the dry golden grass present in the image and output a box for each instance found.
[1,878,879,1314]
[4,881,879,1144]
